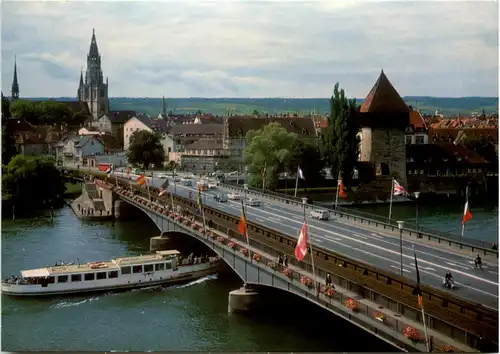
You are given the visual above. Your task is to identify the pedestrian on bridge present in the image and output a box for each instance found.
[283,255,288,267]
[278,254,283,266]
[326,273,332,286]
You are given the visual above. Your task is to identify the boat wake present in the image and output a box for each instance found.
[50,274,218,309]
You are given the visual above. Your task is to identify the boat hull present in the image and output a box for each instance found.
[2,261,222,297]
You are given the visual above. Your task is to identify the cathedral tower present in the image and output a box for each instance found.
[11,56,19,101]
[77,29,109,119]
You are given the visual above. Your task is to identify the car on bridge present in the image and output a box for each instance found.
[246,198,261,207]
[227,192,242,200]
[180,178,192,186]
[310,209,330,221]
[214,194,228,203]
[207,181,218,189]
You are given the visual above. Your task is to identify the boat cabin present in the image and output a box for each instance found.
[13,250,183,286]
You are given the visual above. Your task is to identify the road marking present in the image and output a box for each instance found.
[390,265,411,273]
[181,184,499,288]
[488,271,498,275]
[256,218,266,223]
[445,262,470,270]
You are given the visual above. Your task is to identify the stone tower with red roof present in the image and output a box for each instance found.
[358,70,410,184]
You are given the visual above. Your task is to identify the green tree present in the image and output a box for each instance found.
[39,100,73,125]
[2,93,17,164]
[2,154,65,208]
[243,122,298,189]
[289,140,325,185]
[9,99,42,124]
[322,83,359,186]
[127,130,165,169]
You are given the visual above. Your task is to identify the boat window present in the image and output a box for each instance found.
[71,274,82,282]
[58,275,68,283]
[84,273,95,281]
[144,264,154,272]
[165,261,172,270]
[96,272,107,280]
[47,276,55,284]
[121,266,131,275]
[155,263,165,271]
[133,265,142,274]
[108,271,118,278]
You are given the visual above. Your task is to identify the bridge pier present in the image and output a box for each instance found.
[150,235,171,252]
[228,285,260,313]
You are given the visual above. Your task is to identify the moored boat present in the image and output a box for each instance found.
[2,250,221,297]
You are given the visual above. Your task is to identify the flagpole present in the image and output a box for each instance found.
[199,190,208,238]
[294,166,300,198]
[413,246,430,352]
[461,186,468,243]
[261,162,267,190]
[146,178,151,202]
[334,170,341,209]
[241,200,252,261]
[388,178,394,222]
[302,197,317,293]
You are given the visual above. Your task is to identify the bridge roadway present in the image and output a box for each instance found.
[105,172,499,310]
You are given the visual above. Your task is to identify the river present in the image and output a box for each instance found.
[349,202,498,243]
[2,206,397,352]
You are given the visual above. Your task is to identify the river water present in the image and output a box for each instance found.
[2,206,397,352]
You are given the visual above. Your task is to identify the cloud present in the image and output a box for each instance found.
[1,0,498,98]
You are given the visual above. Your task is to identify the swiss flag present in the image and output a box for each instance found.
[295,222,308,261]
[462,200,472,225]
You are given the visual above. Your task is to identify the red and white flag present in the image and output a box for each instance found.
[462,200,472,225]
[393,179,408,196]
[295,222,308,261]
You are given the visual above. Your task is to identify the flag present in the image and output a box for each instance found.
[126,167,131,177]
[393,179,408,196]
[412,248,424,309]
[295,222,308,261]
[339,180,347,199]
[462,200,472,225]
[158,180,169,196]
[238,201,247,239]
[297,166,305,180]
[136,174,146,186]
[105,166,113,175]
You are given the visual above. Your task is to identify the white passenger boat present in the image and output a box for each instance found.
[2,250,221,297]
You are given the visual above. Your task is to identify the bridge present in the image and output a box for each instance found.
[66,168,498,353]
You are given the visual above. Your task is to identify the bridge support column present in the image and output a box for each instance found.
[228,285,259,313]
[150,235,171,252]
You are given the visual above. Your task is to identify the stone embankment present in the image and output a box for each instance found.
[69,179,113,220]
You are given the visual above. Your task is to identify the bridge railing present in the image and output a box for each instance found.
[114,185,493,352]
[218,182,498,258]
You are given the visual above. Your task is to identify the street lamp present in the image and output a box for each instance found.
[173,168,177,194]
[245,166,248,185]
[414,192,420,237]
[243,184,248,204]
[397,221,405,276]
[301,197,307,220]
[284,172,288,195]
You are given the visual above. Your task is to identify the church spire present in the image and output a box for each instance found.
[89,28,99,57]
[162,96,168,120]
[11,56,19,101]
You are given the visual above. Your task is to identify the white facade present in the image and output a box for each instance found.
[78,127,104,136]
[90,115,113,133]
[123,117,171,156]
[56,135,104,166]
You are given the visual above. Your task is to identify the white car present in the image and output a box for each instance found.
[227,193,242,200]
[246,198,261,207]
[208,182,217,189]
[310,209,330,221]
[156,173,168,179]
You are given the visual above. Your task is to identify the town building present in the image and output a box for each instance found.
[222,116,317,170]
[55,135,104,167]
[358,70,410,184]
[122,115,169,151]
[90,110,136,148]
[77,29,109,120]
[405,107,429,145]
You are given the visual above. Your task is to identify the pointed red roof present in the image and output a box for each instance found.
[360,70,410,114]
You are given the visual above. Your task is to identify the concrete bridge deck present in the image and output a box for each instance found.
[105,171,497,310]
[114,186,480,353]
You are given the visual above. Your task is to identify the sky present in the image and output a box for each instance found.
[1,1,498,98]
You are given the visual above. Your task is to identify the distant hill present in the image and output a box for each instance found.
[26,97,498,117]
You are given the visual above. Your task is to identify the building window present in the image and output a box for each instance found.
[405,136,412,145]
[416,136,425,144]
